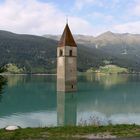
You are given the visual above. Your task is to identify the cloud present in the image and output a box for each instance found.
[113,21,140,34]
[89,12,114,23]
[130,0,140,16]
[0,0,140,36]
[0,0,95,35]
[74,0,122,11]
[109,0,140,34]
[74,0,103,10]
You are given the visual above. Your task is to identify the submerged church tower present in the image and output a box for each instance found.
[57,24,77,92]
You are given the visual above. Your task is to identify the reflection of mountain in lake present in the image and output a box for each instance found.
[6,75,24,87]
[0,75,56,116]
[0,75,140,116]
[0,75,140,127]
[57,92,77,126]
[0,76,7,101]
[78,74,140,115]
[6,75,56,88]
[85,73,128,88]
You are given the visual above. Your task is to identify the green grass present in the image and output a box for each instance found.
[1,63,24,74]
[87,64,129,74]
[0,125,140,140]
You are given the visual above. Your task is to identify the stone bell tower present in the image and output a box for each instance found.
[57,24,77,92]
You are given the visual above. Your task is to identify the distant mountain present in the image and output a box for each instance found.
[0,30,57,73]
[43,34,95,45]
[44,32,140,72]
[0,30,140,73]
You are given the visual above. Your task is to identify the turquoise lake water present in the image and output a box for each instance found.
[0,74,140,128]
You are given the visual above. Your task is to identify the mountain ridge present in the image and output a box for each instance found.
[0,30,140,73]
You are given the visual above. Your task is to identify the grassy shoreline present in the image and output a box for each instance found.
[0,124,140,140]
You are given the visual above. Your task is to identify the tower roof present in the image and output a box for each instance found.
[58,24,77,47]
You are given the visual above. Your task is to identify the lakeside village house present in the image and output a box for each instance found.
[57,24,77,92]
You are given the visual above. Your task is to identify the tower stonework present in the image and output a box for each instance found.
[57,24,77,92]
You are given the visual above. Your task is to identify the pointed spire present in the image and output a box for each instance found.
[66,15,68,24]
[58,24,77,47]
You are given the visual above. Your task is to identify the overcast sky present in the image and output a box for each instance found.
[0,0,140,36]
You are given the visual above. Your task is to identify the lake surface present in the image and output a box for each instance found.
[0,74,140,128]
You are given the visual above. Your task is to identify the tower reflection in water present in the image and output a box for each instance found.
[57,92,77,126]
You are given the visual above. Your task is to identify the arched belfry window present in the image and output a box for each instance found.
[71,85,74,89]
[59,50,63,56]
[69,50,72,56]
